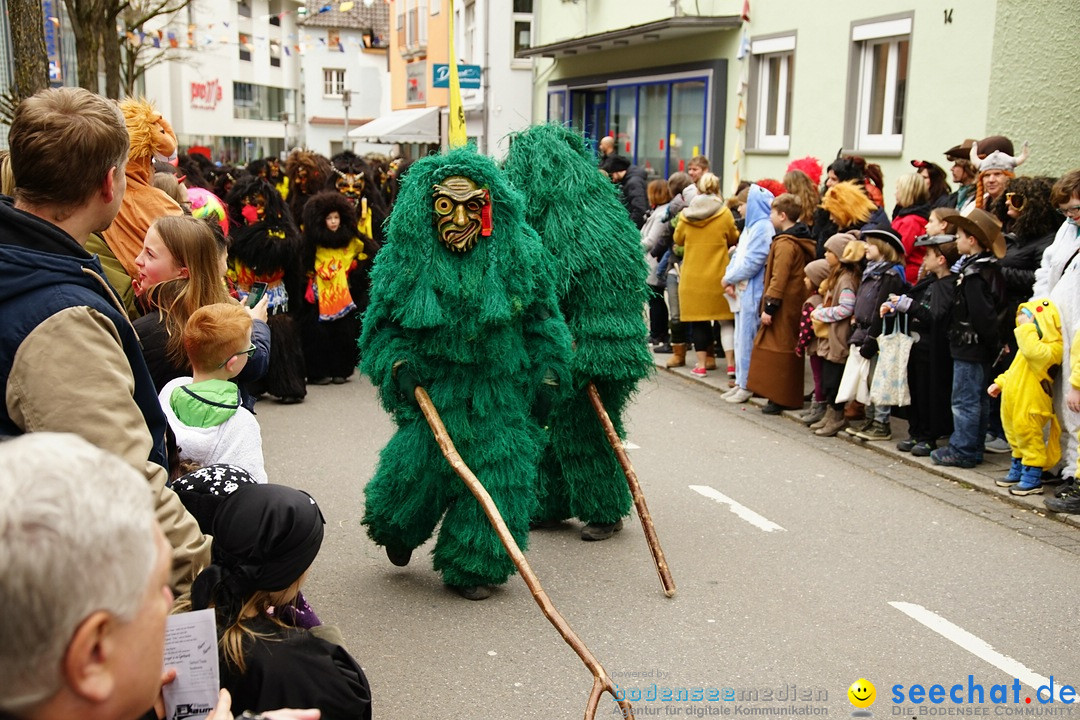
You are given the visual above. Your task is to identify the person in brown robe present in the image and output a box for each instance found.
[747,193,816,412]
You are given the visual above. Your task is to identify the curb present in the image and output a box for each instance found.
[651,355,1080,531]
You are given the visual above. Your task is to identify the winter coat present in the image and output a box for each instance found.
[618,166,650,229]
[160,377,268,483]
[850,262,906,351]
[949,252,1006,363]
[812,269,859,363]
[891,203,930,285]
[641,204,670,288]
[999,229,1056,338]
[723,185,775,315]
[0,196,209,592]
[674,195,739,321]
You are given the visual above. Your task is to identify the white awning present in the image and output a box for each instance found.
[349,107,440,143]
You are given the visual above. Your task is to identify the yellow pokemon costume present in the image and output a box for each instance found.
[995,299,1063,486]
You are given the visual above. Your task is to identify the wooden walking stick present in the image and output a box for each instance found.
[414,386,635,720]
[585,381,676,598]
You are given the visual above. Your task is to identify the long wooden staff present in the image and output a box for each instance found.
[414,386,635,720]
[585,381,676,598]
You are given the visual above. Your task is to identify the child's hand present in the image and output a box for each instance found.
[724,284,736,298]
[988,383,1001,398]
[879,302,893,318]
[1068,387,1080,414]
[1016,311,1034,325]
[245,294,269,323]
[760,311,772,326]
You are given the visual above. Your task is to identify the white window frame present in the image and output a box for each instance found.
[323,68,345,98]
[851,16,911,154]
[749,34,794,152]
[511,0,532,65]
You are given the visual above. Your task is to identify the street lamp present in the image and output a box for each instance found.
[342,90,352,153]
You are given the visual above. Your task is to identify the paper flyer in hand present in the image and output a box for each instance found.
[162,609,220,720]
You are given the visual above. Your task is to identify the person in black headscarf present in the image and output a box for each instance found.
[189,484,371,720]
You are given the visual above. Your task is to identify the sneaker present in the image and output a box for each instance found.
[581,518,624,541]
[691,367,707,377]
[726,365,736,377]
[996,457,1023,487]
[652,343,673,354]
[910,441,936,457]
[1010,480,1043,496]
[853,421,891,441]
[896,438,916,452]
[725,388,753,404]
[1045,479,1080,513]
[845,418,873,435]
[930,446,977,469]
[984,435,1012,454]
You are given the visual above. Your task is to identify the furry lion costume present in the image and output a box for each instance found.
[102,98,183,281]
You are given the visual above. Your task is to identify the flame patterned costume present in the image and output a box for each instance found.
[300,191,377,382]
[358,148,572,593]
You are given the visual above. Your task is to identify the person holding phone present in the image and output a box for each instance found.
[133,215,270,412]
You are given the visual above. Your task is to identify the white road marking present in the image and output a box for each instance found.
[688,485,786,532]
[890,602,1070,702]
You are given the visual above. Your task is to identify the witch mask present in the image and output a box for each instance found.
[432,176,491,253]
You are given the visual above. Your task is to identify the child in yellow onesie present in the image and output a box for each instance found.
[990,299,1063,496]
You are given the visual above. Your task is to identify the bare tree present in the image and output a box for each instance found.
[2,0,51,122]
[117,0,192,98]
[61,0,104,92]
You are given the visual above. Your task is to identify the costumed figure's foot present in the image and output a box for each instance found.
[385,543,413,567]
[308,377,333,386]
[580,518,624,542]
[277,396,305,404]
[448,584,491,601]
[331,376,350,384]
[529,517,564,530]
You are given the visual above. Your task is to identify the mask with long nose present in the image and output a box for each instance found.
[432,176,490,253]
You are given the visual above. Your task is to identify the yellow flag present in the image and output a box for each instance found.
[338,1,354,10]
[446,4,467,148]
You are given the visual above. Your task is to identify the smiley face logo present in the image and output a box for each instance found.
[848,678,876,709]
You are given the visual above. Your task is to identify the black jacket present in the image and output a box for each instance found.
[948,252,1006,363]
[619,166,650,229]
[851,263,906,352]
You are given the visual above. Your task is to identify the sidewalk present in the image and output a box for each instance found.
[652,354,1080,531]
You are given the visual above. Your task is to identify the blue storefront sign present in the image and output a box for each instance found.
[42,0,63,84]
[432,64,481,89]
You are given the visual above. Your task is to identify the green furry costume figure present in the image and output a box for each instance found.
[359,147,572,600]
[503,124,653,542]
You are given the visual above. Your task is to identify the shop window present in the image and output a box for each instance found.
[547,89,566,123]
[323,68,345,98]
[638,83,668,176]
[848,15,911,154]
[608,85,637,162]
[748,34,794,152]
[670,80,706,173]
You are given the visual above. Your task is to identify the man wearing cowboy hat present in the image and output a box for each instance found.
[929,208,1006,468]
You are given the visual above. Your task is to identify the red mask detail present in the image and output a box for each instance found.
[481,189,492,237]
[241,204,260,224]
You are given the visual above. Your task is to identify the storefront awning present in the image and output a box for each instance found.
[349,106,440,144]
[516,15,741,60]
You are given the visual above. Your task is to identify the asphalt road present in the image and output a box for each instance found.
[257,371,1080,719]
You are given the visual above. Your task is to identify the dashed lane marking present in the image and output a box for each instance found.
[688,484,786,532]
[890,601,1069,703]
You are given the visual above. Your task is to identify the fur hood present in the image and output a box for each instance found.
[681,193,726,223]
